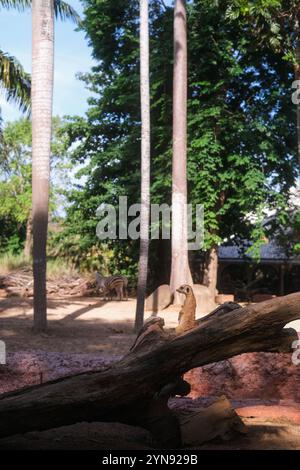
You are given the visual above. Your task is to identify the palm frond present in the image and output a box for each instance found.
[54,1,81,25]
[0,0,30,11]
[0,50,31,113]
[0,0,81,24]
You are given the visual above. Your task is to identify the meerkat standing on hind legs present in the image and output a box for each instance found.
[175,284,197,334]
[174,285,241,335]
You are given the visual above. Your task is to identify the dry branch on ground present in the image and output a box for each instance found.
[0,267,93,298]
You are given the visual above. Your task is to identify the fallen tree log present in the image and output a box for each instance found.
[0,292,300,445]
[0,396,246,449]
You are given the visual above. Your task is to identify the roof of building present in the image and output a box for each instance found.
[219,241,291,261]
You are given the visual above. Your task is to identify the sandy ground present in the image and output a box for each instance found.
[0,296,180,355]
[199,418,300,450]
[0,296,181,391]
[1,295,299,355]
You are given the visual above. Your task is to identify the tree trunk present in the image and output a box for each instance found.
[0,292,299,444]
[31,0,54,331]
[24,214,32,259]
[203,246,218,298]
[295,33,300,169]
[170,0,192,304]
[135,0,151,332]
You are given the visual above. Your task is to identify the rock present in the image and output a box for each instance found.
[145,284,172,312]
[145,284,217,315]
[192,284,217,316]
[177,396,247,446]
[215,294,234,304]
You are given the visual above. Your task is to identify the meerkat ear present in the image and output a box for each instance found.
[186,287,190,293]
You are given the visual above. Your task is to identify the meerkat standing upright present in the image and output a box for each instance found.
[175,284,197,334]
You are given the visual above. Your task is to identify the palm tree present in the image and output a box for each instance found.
[31,0,54,331]
[31,0,79,331]
[135,0,151,332]
[294,25,300,169]
[170,0,192,304]
[0,0,79,331]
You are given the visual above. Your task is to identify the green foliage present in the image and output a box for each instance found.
[273,204,300,256]
[0,117,73,254]
[0,119,32,253]
[0,50,31,113]
[227,0,300,63]
[58,0,297,285]
[293,210,300,254]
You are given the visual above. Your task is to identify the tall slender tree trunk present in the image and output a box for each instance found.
[203,246,218,298]
[203,190,225,299]
[295,27,300,169]
[24,213,32,259]
[170,0,192,304]
[31,0,54,331]
[135,0,151,332]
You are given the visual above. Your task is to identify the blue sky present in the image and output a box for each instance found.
[0,0,95,123]
[0,0,174,124]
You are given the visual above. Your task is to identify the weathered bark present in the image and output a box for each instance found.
[170,0,193,304]
[135,0,151,332]
[31,0,54,331]
[0,293,300,443]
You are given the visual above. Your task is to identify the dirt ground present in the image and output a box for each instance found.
[199,418,300,450]
[1,417,300,450]
[2,295,299,355]
[0,296,181,355]
[1,295,300,450]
